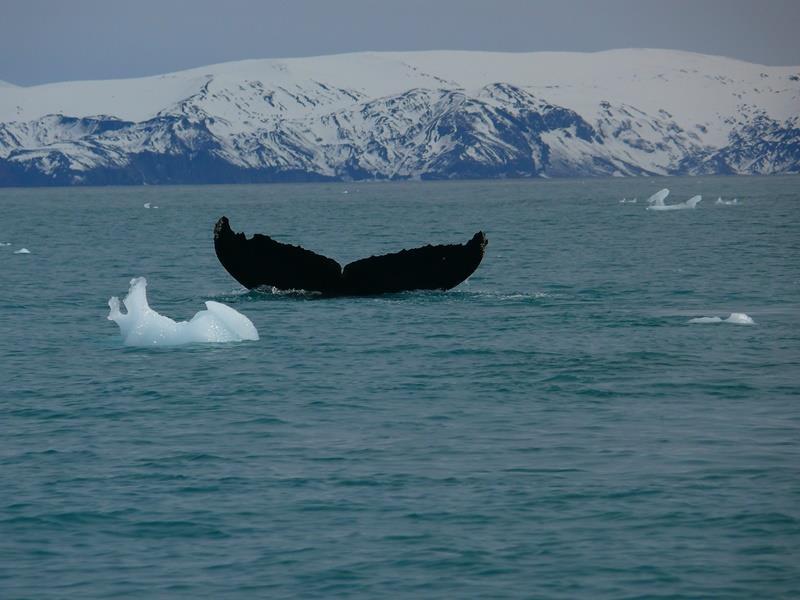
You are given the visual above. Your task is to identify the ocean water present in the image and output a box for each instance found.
[1,177,798,599]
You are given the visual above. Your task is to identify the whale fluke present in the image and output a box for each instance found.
[213,217,487,296]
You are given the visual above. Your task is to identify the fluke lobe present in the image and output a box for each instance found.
[214,216,487,296]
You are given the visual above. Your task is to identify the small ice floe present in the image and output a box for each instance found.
[13,248,31,254]
[107,277,259,346]
[646,188,701,211]
[646,188,670,206]
[688,312,755,325]
[143,202,151,208]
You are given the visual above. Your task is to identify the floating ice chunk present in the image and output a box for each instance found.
[689,316,723,323]
[726,312,754,324]
[646,188,670,206]
[647,192,701,211]
[0,242,10,246]
[13,248,30,254]
[107,277,259,346]
[685,195,702,208]
[688,312,755,325]
[143,202,151,208]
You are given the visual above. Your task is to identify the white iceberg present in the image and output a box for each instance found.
[646,188,670,205]
[688,312,755,325]
[646,189,702,211]
[13,247,31,254]
[107,277,259,346]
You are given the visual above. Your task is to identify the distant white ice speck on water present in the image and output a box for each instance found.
[13,248,30,254]
[143,203,151,208]
[689,312,755,325]
[107,277,259,346]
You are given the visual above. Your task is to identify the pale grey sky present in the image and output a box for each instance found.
[1,0,798,85]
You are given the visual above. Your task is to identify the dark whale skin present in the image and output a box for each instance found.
[213,216,487,296]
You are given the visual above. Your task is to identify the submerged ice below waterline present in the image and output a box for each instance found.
[107,277,259,346]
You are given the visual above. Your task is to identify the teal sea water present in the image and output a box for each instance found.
[1,177,798,598]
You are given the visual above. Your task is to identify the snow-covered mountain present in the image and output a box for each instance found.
[1,49,798,185]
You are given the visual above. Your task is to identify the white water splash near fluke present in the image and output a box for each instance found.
[688,312,755,325]
[107,277,259,346]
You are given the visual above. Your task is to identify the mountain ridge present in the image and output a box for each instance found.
[1,49,798,186]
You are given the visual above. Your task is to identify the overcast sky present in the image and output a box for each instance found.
[2,0,798,86]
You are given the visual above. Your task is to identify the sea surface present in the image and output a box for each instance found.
[1,177,798,599]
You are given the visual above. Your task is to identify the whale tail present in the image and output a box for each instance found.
[214,217,487,295]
